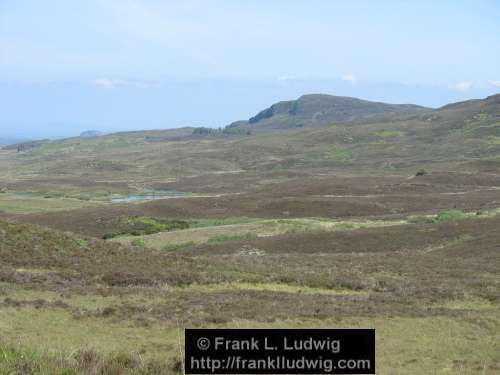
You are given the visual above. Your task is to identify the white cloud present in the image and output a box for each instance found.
[450,81,472,92]
[491,80,500,88]
[277,75,297,81]
[341,74,357,84]
[93,77,120,88]
[92,77,159,89]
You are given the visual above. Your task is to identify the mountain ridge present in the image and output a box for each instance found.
[227,93,432,132]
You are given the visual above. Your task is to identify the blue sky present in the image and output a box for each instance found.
[1,0,499,138]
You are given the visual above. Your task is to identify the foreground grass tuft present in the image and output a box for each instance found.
[0,345,178,374]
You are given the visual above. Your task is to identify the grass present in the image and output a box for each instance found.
[323,146,353,162]
[187,217,260,228]
[430,297,497,311]
[373,130,404,138]
[228,314,500,375]
[1,311,498,374]
[207,232,256,243]
[176,282,368,296]
[434,209,469,223]
[1,210,500,373]
[110,217,405,250]
[0,307,180,363]
[161,241,197,251]
[0,194,102,214]
[408,209,500,224]
[131,238,146,248]
[0,345,173,375]
[484,136,500,146]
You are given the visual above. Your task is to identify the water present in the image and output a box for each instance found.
[111,190,188,203]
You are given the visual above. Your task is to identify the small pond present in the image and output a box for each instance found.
[111,190,189,203]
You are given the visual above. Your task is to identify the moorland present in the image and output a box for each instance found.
[0,93,499,374]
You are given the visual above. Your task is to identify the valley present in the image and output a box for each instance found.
[0,94,499,374]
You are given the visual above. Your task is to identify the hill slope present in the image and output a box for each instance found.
[227,94,430,131]
[0,93,498,198]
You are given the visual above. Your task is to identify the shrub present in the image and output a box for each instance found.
[222,127,252,135]
[75,239,89,249]
[192,127,221,135]
[433,210,468,223]
[415,169,427,176]
[102,217,190,239]
[131,238,146,248]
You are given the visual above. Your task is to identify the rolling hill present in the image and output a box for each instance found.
[0,93,498,199]
[227,93,430,131]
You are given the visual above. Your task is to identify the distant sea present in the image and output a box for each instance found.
[0,138,26,146]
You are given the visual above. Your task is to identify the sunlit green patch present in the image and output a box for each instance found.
[102,217,190,239]
[223,313,500,375]
[0,193,103,214]
[483,135,500,145]
[322,146,353,163]
[175,282,366,296]
[429,297,498,311]
[373,130,404,138]
[408,208,500,224]
[187,217,260,228]
[0,308,179,361]
[207,233,257,243]
[110,217,406,250]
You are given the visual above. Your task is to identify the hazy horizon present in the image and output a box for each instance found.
[1,0,499,139]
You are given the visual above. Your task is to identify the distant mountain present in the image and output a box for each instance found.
[0,138,25,146]
[80,130,105,138]
[227,94,431,131]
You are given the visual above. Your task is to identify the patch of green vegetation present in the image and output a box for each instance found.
[75,239,89,249]
[0,307,181,362]
[14,135,147,160]
[0,193,103,214]
[322,146,353,163]
[431,297,497,311]
[102,217,189,239]
[222,127,252,135]
[476,113,492,121]
[161,241,197,251]
[409,209,475,224]
[207,233,257,243]
[433,209,468,223]
[192,127,251,136]
[188,217,258,228]
[484,136,500,145]
[373,130,403,138]
[111,217,406,250]
[131,238,146,248]
[0,343,178,375]
[1,312,498,375]
[179,282,366,296]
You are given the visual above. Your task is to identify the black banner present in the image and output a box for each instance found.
[185,329,375,374]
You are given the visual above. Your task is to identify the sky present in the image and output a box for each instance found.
[0,0,499,139]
